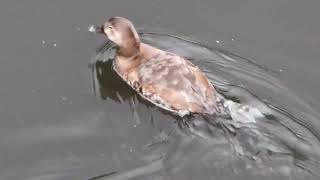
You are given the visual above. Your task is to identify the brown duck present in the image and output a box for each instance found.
[91,17,220,117]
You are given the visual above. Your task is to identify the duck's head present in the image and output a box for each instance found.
[91,17,140,56]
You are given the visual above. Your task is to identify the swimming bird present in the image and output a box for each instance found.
[90,17,220,117]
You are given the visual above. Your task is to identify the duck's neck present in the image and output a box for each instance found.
[118,41,140,58]
[114,39,141,76]
[114,43,158,76]
[118,27,141,58]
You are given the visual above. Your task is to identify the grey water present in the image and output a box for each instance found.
[1,0,320,180]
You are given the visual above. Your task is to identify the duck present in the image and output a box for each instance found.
[90,17,220,117]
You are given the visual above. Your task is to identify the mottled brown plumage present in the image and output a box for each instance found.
[96,17,219,116]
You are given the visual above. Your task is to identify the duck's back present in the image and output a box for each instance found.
[134,48,218,116]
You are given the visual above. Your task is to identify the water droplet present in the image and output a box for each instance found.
[88,25,96,33]
[41,40,46,44]
[216,40,220,44]
[53,43,57,47]
[60,96,68,101]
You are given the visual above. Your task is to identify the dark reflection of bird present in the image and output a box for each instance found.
[93,60,136,102]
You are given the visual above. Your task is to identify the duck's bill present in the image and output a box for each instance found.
[88,25,104,34]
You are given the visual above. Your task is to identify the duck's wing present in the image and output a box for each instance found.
[185,59,219,113]
[136,52,218,114]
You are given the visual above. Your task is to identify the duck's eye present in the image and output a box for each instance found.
[108,26,113,30]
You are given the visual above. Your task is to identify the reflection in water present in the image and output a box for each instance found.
[94,60,135,102]
[89,31,320,179]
